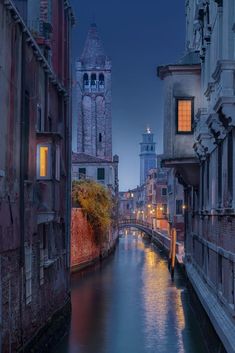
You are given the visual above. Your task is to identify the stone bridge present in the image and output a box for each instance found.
[118,219,184,263]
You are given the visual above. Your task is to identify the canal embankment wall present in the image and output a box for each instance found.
[71,208,118,272]
[149,231,228,353]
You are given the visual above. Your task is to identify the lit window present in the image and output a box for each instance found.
[37,144,51,179]
[176,98,193,133]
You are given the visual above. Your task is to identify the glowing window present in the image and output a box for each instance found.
[37,144,51,179]
[176,99,193,133]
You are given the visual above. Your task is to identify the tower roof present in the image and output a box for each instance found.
[80,23,109,67]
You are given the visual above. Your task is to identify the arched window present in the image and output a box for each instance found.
[91,73,97,90]
[99,73,105,90]
[83,73,89,89]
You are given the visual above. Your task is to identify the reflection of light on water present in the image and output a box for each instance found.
[142,246,185,352]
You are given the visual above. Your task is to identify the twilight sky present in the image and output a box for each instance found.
[71,0,186,191]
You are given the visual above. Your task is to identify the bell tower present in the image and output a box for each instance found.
[76,23,112,161]
[140,127,157,185]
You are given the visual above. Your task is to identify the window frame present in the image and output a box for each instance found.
[79,168,86,179]
[175,97,194,135]
[55,145,60,181]
[176,199,183,215]
[36,143,52,180]
[97,167,105,181]
[36,104,44,132]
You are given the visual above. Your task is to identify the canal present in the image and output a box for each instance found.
[52,234,208,353]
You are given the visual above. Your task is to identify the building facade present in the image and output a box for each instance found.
[0,0,74,352]
[140,128,157,186]
[145,168,168,231]
[158,1,235,351]
[72,152,119,196]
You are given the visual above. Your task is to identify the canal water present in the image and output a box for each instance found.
[52,234,208,353]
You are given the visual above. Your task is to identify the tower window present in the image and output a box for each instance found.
[176,98,194,133]
[83,73,89,89]
[91,73,97,89]
[99,73,105,90]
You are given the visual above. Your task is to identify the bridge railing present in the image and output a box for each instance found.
[119,219,152,229]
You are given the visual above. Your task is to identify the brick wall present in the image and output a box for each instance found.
[71,208,101,270]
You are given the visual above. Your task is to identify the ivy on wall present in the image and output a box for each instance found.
[72,180,113,245]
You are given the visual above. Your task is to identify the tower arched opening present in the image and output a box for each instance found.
[83,73,89,90]
[99,73,105,90]
[91,73,97,90]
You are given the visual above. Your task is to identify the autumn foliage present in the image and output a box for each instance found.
[72,180,113,244]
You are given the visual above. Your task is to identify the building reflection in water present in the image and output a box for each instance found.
[51,234,207,353]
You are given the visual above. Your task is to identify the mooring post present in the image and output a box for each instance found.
[171,228,177,280]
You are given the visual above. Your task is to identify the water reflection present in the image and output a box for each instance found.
[51,234,207,353]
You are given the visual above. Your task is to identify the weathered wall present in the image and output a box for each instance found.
[71,208,101,270]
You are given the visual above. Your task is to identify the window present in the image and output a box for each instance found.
[25,244,32,304]
[37,104,44,132]
[37,144,51,179]
[99,73,104,89]
[99,133,102,143]
[217,143,222,207]
[218,254,223,286]
[83,73,89,89]
[227,130,233,206]
[161,188,167,196]
[91,73,97,89]
[55,145,60,181]
[24,91,30,179]
[79,168,86,179]
[206,156,210,206]
[201,162,205,210]
[38,224,45,285]
[97,168,105,180]
[162,204,167,215]
[176,98,193,133]
[176,200,183,215]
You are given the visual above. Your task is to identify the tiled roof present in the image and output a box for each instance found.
[72,152,111,164]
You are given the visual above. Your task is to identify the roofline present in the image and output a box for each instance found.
[64,0,76,25]
[4,0,73,97]
[157,63,201,80]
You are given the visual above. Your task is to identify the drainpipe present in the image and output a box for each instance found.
[19,32,26,351]
[65,17,72,294]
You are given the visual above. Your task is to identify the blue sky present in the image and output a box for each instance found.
[71,0,186,190]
